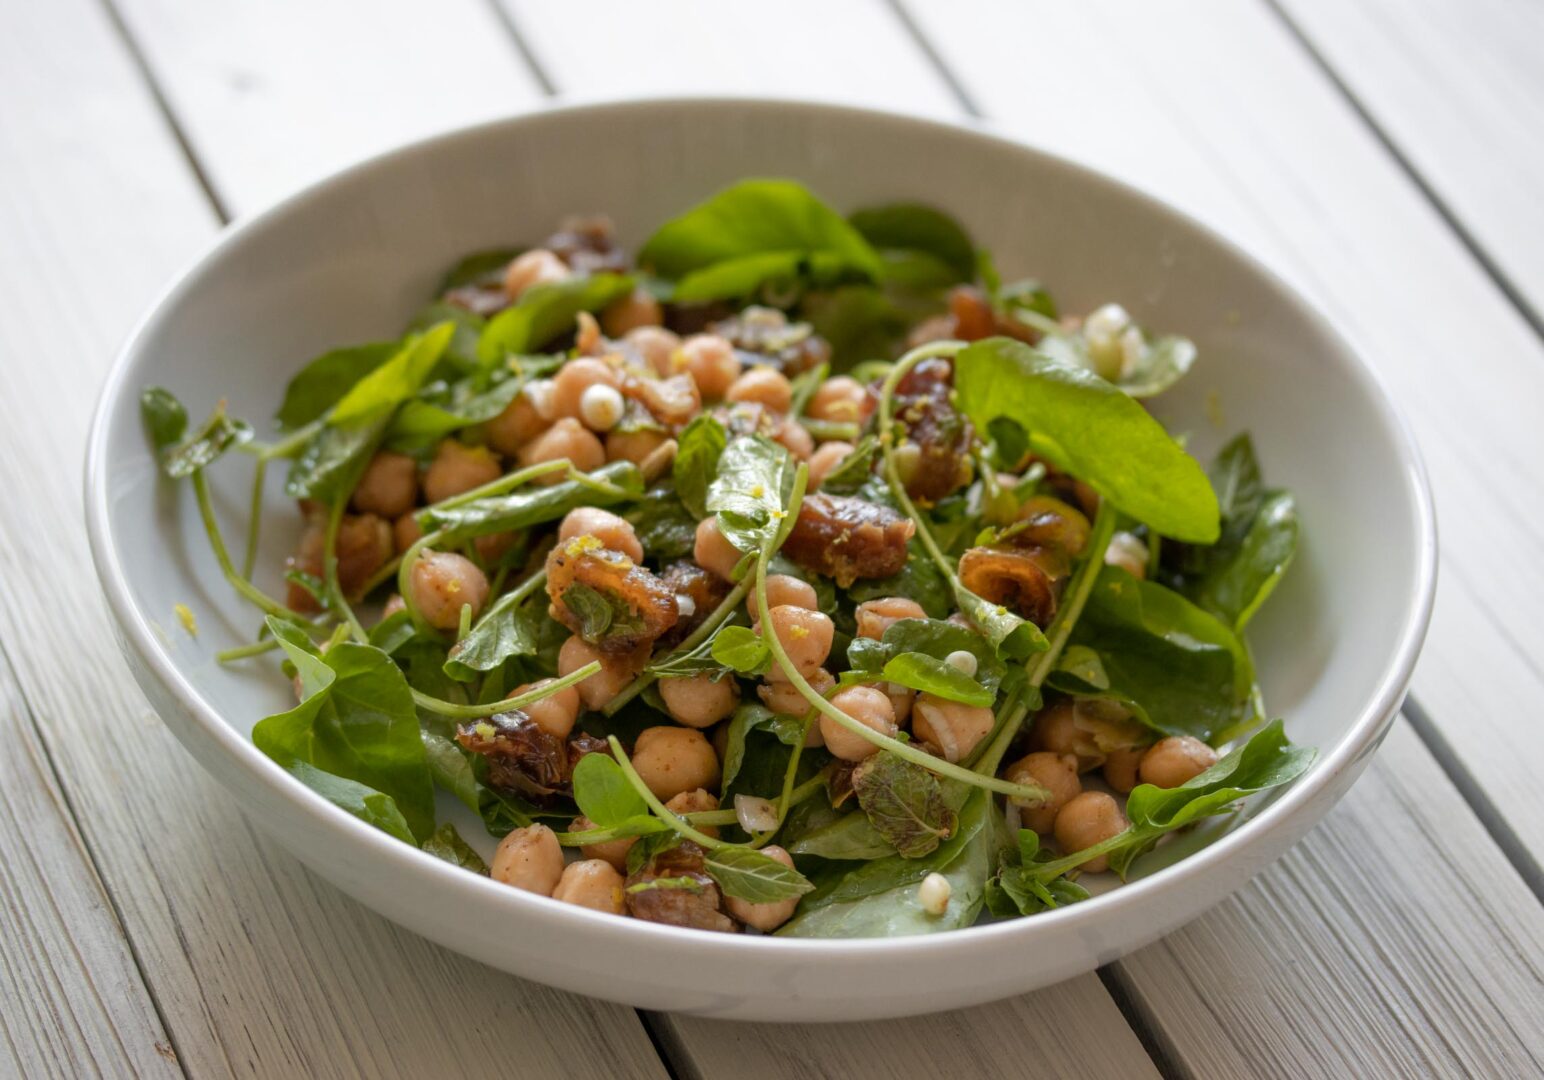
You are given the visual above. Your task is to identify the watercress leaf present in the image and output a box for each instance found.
[641,179,882,287]
[1193,490,1298,631]
[422,460,644,541]
[331,322,456,426]
[706,435,795,554]
[285,415,387,501]
[710,625,771,676]
[561,580,640,643]
[267,616,331,699]
[140,387,188,451]
[421,822,489,874]
[703,846,815,903]
[159,400,253,478]
[422,729,481,813]
[848,202,976,285]
[271,759,417,846]
[801,285,912,367]
[477,272,634,363]
[954,583,1049,659]
[443,589,546,681]
[880,652,994,707]
[847,548,952,619]
[626,485,698,560]
[954,337,1219,543]
[406,301,486,373]
[673,414,727,519]
[670,251,805,303]
[1209,432,1266,546]
[386,374,526,449]
[571,752,649,827]
[275,342,398,430]
[253,641,435,841]
[870,618,1005,693]
[786,810,898,861]
[817,436,880,496]
[851,751,957,858]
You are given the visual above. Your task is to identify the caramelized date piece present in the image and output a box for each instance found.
[888,358,974,504]
[625,841,738,933]
[782,492,915,587]
[710,306,832,376]
[711,400,782,441]
[456,712,570,804]
[544,215,629,274]
[957,545,1068,627]
[656,560,730,648]
[546,538,679,653]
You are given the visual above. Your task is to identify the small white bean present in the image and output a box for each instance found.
[945,650,978,677]
[578,383,625,432]
[918,872,951,916]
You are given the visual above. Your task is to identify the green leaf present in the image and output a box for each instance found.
[331,323,456,425]
[641,179,882,292]
[785,808,898,861]
[443,589,546,681]
[849,203,976,285]
[953,337,1219,543]
[158,400,252,478]
[422,730,481,813]
[275,342,398,430]
[672,414,728,519]
[1193,490,1298,631]
[140,387,188,451]
[421,823,489,874]
[703,846,815,903]
[386,375,525,449]
[817,436,880,496]
[953,583,1049,659]
[477,273,634,363]
[846,617,1006,694]
[271,760,417,845]
[710,625,772,676]
[1120,335,1196,398]
[880,652,994,708]
[802,286,913,367]
[626,486,698,561]
[851,751,958,858]
[847,549,952,619]
[717,703,793,793]
[671,251,807,303]
[1209,433,1266,546]
[571,753,649,827]
[561,580,648,644]
[422,460,644,541]
[705,435,795,554]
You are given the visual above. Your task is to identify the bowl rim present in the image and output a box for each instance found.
[84,94,1437,959]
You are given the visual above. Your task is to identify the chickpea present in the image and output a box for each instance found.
[747,573,819,625]
[659,672,740,729]
[626,325,683,378]
[664,788,720,839]
[508,678,581,739]
[381,593,407,620]
[503,248,570,301]
[1054,791,1128,873]
[1005,752,1082,833]
[570,815,636,872]
[758,667,834,717]
[1105,530,1150,579]
[558,507,644,563]
[552,859,626,915]
[409,550,490,630]
[820,686,898,762]
[574,311,603,357]
[1139,736,1219,789]
[912,693,994,763]
[806,376,869,424]
[674,334,741,399]
[558,635,647,711]
[393,512,423,554]
[490,823,564,895]
[763,605,834,682]
[351,450,418,518]
[606,427,671,467]
[631,726,721,801]
[1016,495,1092,556]
[487,391,549,455]
[473,530,517,566]
[875,681,914,726]
[600,287,663,337]
[854,596,927,641]
[518,417,606,480]
[1103,746,1144,794]
[693,517,743,581]
[807,440,855,489]
[726,367,793,413]
[725,845,800,931]
[1031,698,1146,773]
[552,358,624,421]
[773,418,814,460]
[423,440,500,505]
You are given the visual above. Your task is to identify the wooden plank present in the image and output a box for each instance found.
[1277,0,1544,327]
[0,651,183,1080]
[110,0,546,213]
[0,0,667,1076]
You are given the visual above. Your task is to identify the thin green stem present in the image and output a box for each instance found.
[216,637,282,662]
[788,361,829,419]
[1028,825,1144,882]
[413,660,599,719]
[242,457,266,579]
[323,499,368,643]
[238,418,323,461]
[396,527,448,634]
[1145,531,1163,580]
[603,577,751,717]
[421,458,570,518]
[799,419,860,443]
[190,470,307,622]
[607,735,730,851]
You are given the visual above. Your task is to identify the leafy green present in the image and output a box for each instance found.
[140,387,188,451]
[673,414,727,519]
[422,461,644,541]
[705,435,795,554]
[571,753,649,827]
[626,486,698,560]
[953,337,1219,543]
[880,652,994,707]
[719,703,805,792]
[785,808,899,861]
[275,342,397,430]
[422,823,489,874]
[801,285,913,367]
[561,581,647,644]
[1193,491,1297,631]
[1035,328,1196,400]
[849,203,976,286]
[846,549,952,619]
[710,625,772,676]
[953,584,1049,660]
[846,617,1006,694]
[443,588,546,681]
[851,752,957,858]
[386,374,525,449]
[703,846,815,903]
[986,830,1090,916]
[817,436,880,496]
[158,400,252,478]
[331,324,456,425]
[273,760,417,845]
[477,273,634,363]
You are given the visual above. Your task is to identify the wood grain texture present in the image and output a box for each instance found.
[0,649,183,1080]
[1277,0,1544,326]
[0,0,665,1076]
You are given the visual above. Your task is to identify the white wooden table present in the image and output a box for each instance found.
[4,1,1542,1075]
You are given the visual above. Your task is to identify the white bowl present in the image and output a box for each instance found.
[85,98,1435,1021]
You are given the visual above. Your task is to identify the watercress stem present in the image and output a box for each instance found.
[603,577,751,717]
[396,527,448,634]
[242,456,266,580]
[322,498,368,644]
[412,660,599,719]
[190,470,306,622]
[419,458,570,519]
[606,735,731,851]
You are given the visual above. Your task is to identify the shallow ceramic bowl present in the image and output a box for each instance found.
[85,98,1435,1022]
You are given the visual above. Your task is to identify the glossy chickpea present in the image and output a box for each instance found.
[381,593,407,620]
[1030,699,1105,772]
[626,326,683,377]
[726,367,793,413]
[1005,752,1082,833]
[558,635,647,712]
[631,726,721,801]
[487,391,549,455]
[1139,736,1219,789]
[876,681,914,726]
[1016,495,1092,556]
[423,440,500,505]
[674,334,741,399]
[569,815,636,872]
[409,550,490,630]
[763,605,834,682]
[807,440,855,489]
[507,678,581,740]
[693,517,743,581]
[758,667,835,727]
[664,788,720,839]
[606,426,672,467]
[393,512,423,554]
[503,249,569,301]
[1054,792,1128,873]
[558,507,644,563]
[1105,530,1150,579]
[473,530,517,566]
[518,418,606,480]
[854,596,927,641]
[725,845,800,931]
[806,375,868,424]
[491,824,564,895]
[351,450,418,518]
[552,358,624,421]
[659,673,740,729]
[820,686,898,762]
[600,287,663,337]
[1102,747,1144,794]
[912,693,995,763]
[747,574,819,625]
[772,418,814,460]
[552,859,626,915]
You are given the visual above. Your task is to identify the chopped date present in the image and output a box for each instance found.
[956,544,1067,627]
[656,560,730,648]
[456,712,570,803]
[710,306,831,376]
[888,357,974,504]
[543,215,629,274]
[782,492,915,587]
[624,841,738,933]
[546,539,679,652]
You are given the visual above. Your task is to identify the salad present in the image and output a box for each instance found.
[143,179,1310,936]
